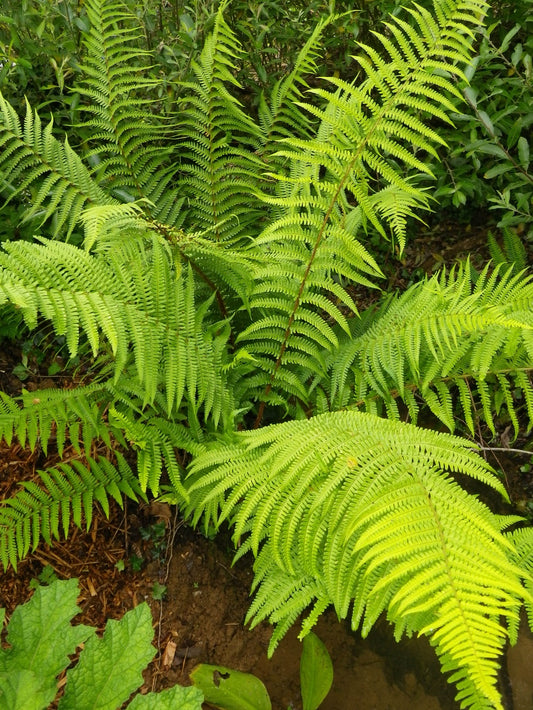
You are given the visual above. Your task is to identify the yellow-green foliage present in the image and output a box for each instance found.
[0,1,532,708]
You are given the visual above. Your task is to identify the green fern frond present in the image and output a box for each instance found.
[185,410,526,710]
[507,526,533,632]
[487,227,528,275]
[258,15,333,153]
[108,404,206,497]
[0,236,231,423]
[236,207,379,411]
[0,453,145,571]
[76,0,184,223]
[0,93,112,238]
[80,201,256,315]
[0,383,114,456]
[175,1,264,241]
[330,263,533,434]
[247,0,488,420]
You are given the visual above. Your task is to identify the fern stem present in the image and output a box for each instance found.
[478,446,533,456]
[146,216,229,319]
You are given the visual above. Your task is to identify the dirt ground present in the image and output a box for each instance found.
[1,220,533,709]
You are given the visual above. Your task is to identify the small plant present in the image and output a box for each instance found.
[0,577,204,709]
[28,563,58,589]
[139,520,167,560]
[151,581,167,601]
[191,631,333,710]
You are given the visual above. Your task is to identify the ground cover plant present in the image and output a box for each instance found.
[0,575,333,710]
[0,577,204,709]
[0,1,533,708]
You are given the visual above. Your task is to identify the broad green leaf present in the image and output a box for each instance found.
[300,633,334,710]
[128,684,204,709]
[0,669,50,710]
[484,163,513,179]
[59,603,155,710]
[2,578,93,703]
[190,664,272,710]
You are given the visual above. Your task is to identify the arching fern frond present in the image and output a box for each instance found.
[0,93,112,238]
[175,1,264,242]
[185,410,526,710]
[330,263,533,435]
[0,383,114,456]
[247,0,489,422]
[0,236,231,423]
[0,453,145,571]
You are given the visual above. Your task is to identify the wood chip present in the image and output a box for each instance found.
[161,639,177,668]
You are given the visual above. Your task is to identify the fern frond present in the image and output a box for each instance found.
[507,526,533,632]
[0,383,114,456]
[76,0,184,224]
[487,227,528,275]
[330,263,533,435]
[0,93,111,238]
[175,1,264,241]
[108,404,206,497]
[185,410,526,710]
[0,236,232,423]
[258,15,333,154]
[0,453,145,571]
[247,0,488,421]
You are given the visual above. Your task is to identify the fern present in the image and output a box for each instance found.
[487,227,528,274]
[76,0,185,225]
[257,15,333,154]
[0,233,231,422]
[240,0,490,419]
[507,526,533,632]
[0,1,532,708]
[0,383,113,455]
[0,453,145,571]
[175,0,264,241]
[330,262,533,434]
[0,94,112,238]
[185,412,526,709]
